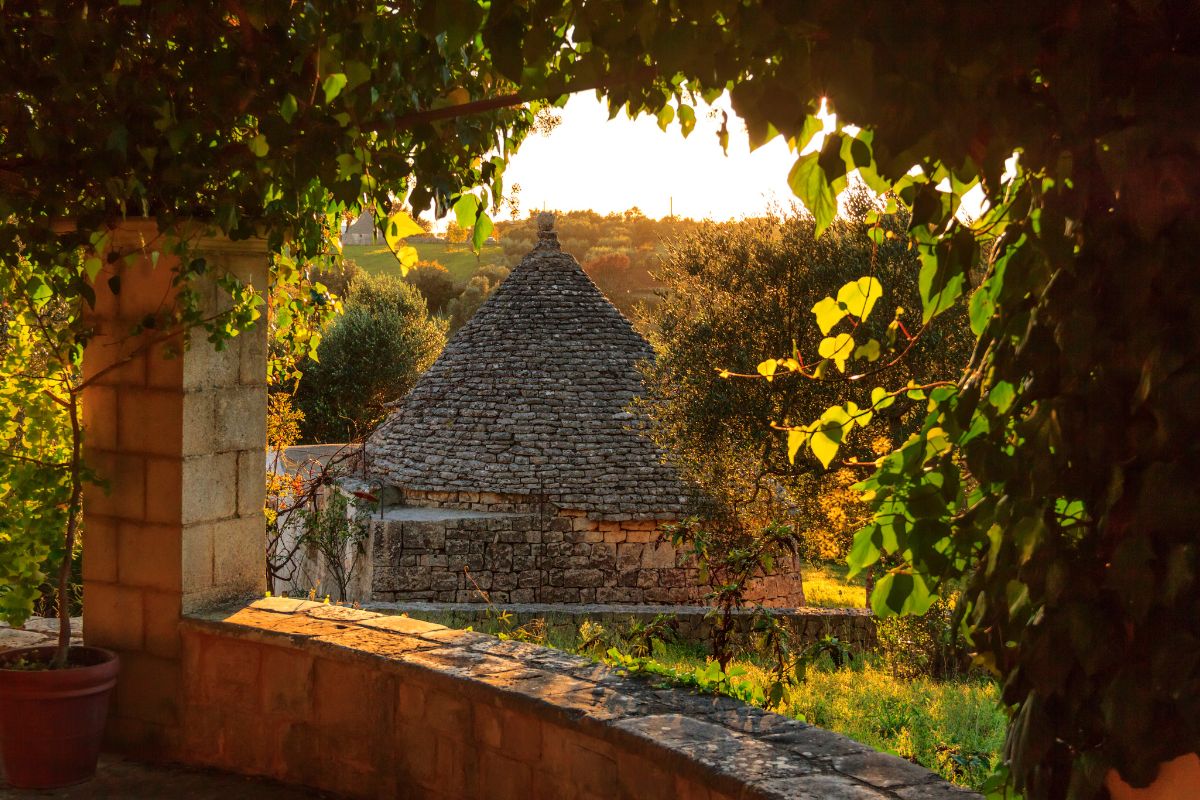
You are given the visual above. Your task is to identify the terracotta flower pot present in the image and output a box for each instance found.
[0,645,120,789]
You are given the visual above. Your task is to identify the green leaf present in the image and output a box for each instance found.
[917,246,966,322]
[757,358,778,381]
[847,526,882,577]
[322,73,348,104]
[818,133,847,183]
[871,572,936,616]
[248,134,269,158]
[677,104,696,137]
[336,153,362,180]
[787,152,836,236]
[811,296,846,334]
[656,105,674,131]
[280,93,298,123]
[846,400,872,427]
[988,381,1015,412]
[810,427,840,468]
[471,211,494,253]
[83,257,103,282]
[817,333,854,372]
[343,60,372,91]
[871,386,895,411]
[837,277,883,321]
[969,284,995,335]
[454,193,480,231]
[854,339,881,361]
[796,114,825,152]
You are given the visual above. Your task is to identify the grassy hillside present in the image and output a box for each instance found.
[344,241,505,282]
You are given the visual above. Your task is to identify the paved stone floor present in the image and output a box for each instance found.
[0,755,333,799]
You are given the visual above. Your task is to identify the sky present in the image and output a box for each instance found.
[500,93,802,222]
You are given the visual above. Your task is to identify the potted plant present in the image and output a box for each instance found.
[0,245,120,788]
[0,218,327,788]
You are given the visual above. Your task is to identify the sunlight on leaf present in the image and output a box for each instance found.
[809,406,851,468]
[811,296,846,334]
[837,277,883,321]
[787,427,809,464]
[818,333,854,372]
[454,193,480,230]
[787,151,836,235]
[322,73,348,104]
[854,339,881,361]
[871,386,895,411]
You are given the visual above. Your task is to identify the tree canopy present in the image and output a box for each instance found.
[637,195,972,557]
[294,273,445,443]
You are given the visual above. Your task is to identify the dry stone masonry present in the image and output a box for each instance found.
[362,215,806,608]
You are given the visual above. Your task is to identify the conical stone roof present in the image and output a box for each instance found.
[366,215,690,520]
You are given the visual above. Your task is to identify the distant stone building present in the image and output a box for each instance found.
[341,212,377,245]
[354,214,805,606]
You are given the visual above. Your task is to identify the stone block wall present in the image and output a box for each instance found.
[81,222,268,755]
[177,600,969,800]
[367,489,807,607]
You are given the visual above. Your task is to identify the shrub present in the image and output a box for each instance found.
[875,597,972,680]
[309,258,366,300]
[445,264,510,332]
[295,272,445,442]
[404,261,457,314]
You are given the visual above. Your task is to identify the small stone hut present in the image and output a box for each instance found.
[362,214,805,606]
[341,211,377,245]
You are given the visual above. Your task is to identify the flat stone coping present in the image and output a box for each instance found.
[374,505,524,523]
[364,600,872,618]
[0,616,84,654]
[185,599,974,799]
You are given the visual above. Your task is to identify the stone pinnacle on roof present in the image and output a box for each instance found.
[365,223,691,519]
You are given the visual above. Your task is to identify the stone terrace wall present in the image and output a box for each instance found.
[369,603,878,651]
[371,510,701,605]
[370,489,807,607]
[179,600,974,800]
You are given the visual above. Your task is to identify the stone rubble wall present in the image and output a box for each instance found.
[369,490,808,607]
[178,599,974,800]
[366,602,878,651]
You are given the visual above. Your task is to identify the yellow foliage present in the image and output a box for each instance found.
[266,393,304,452]
[796,469,871,561]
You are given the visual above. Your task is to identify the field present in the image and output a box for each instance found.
[802,561,867,609]
[344,241,505,282]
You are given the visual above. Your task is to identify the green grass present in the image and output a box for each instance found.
[399,608,1004,791]
[803,561,867,609]
[644,644,1004,789]
[344,241,505,282]
[786,661,1004,788]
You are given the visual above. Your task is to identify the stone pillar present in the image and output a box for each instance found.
[81,220,268,755]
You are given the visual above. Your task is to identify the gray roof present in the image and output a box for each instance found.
[365,221,690,519]
[342,212,377,243]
